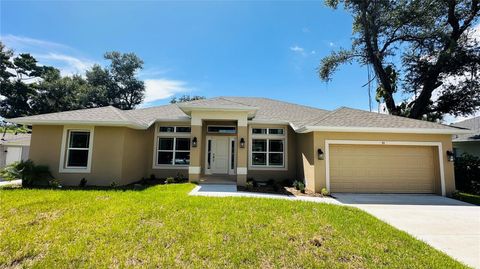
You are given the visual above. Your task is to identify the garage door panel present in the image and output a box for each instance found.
[330,144,436,193]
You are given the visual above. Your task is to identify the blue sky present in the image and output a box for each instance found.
[2,1,387,111]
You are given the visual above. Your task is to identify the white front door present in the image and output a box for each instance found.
[210,137,229,174]
[5,147,22,165]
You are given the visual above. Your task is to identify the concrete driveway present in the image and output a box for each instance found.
[334,194,480,268]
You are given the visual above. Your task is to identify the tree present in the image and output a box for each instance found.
[0,44,42,118]
[170,94,206,103]
[319,0,480,120]
[86,52,145,110]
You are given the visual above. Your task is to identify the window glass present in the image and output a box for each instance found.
[252,128,267,134]
[252,153,267,165]
[67,150,89,167]
[174,152,190,165]
[159,126,175,132]
[268,128,284,135]
[252,139,267,152]
[158,138,174,150]
[269,153,283,166]
[269,140,284,152]
[207,126,236,134]
[157,151,173,164]
[69,131,89,148]
[231,140,235,170]
[175,138,190,151]
[176,127,191,133]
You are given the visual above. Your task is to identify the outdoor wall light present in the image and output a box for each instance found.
[446,150,455,162]
[317,148,324,160]
[240,138,245,148]
[192,137,197,148]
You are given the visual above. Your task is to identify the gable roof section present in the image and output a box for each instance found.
[6,97,469,134]
[451,116,480,141]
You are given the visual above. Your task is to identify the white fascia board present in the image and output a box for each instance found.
[7,119,147,130]
[297,125,472,135]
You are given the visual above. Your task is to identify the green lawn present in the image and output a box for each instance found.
[0,184,466,268]
[453,192,480,206]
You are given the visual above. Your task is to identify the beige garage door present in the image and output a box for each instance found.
[330,144,437,193]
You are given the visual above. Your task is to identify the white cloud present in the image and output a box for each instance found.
[36,53,95,75]
[290,45,304,53]
[1,34,71,51]
[143,79,190,103]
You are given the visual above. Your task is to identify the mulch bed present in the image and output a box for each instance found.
[238,185,327,198]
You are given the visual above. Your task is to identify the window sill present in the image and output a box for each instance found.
[59,167,91,173]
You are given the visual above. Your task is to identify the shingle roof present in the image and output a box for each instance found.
[7,97,468,134]
[451,116,480,141]
[304,107,461,131]
[0,133,31,146]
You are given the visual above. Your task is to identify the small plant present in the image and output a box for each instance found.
[110,181,117,188]
[321,188,330,196]
[149,174,156,181]
[165,177,175,184]
[49,178,62,188]
[174,173,187,183]
[0,160,53,187]
[79,178,87,187]
[293,180,305,193]
[245,181,254,190]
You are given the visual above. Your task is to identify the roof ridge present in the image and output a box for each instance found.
[222,96,329,113]
[305,107,345,126]
[217,97,256,107]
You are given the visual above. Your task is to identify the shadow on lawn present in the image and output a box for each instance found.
[0,179,187,192]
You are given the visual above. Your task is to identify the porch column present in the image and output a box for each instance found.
[236,125,248,186]
[189,123,202,182]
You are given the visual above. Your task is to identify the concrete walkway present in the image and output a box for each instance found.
[334,194,480,269]
[0,179,22,187]
[188,184,341,204]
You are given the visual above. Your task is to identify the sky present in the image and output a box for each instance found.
[0,1,477,122]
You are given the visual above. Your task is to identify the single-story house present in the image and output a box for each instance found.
[451,116,480,158]
[7,97,470,196]
[0,132,31,168]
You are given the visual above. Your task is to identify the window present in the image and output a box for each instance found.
[59,126,94,173]
[66,131,90,168]
[250,127,286,168]
[207,126,236,134]
[159,126,191,133]
[155,125,191,167]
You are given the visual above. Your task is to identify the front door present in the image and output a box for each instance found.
[209,137,229,174]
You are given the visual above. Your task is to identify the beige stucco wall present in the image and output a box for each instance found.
[309,132,455,195]
[295,132,315,190]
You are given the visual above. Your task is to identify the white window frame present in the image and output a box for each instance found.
[249,126,288,170]
[207,125,237,134]
[59,125,94,173]
[152,124,191,169]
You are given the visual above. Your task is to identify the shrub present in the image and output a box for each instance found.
[245,181,254,190]
[79,178,87,187]
[298,182,305,193]
[454,153,480,195]
[165,177,175,184]
[110,181,117,188]
[321,188,330,196]
[0,160,53,187]
[174,173,188,183]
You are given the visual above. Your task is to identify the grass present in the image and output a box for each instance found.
[0,184,466,268]
[453,192,480,205]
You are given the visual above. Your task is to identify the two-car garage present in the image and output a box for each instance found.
[327,141,444,195]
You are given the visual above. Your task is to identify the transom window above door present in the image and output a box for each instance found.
[159,126,191,133]
[207,126,236,134]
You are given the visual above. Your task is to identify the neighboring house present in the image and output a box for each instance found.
[451,116,480,158]
[0,132,31,168]
[7,97,469,196]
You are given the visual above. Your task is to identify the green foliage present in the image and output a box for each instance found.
[165,177,175,184]
[0,160,53,186]
[452,191,480,205]
[170,94,206,104]
[293,180,305,192]
[454,153,480,195]
[321,188,330,196]
[0,42,146,118]
[79,178,87,187]
[319,0,480,120]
